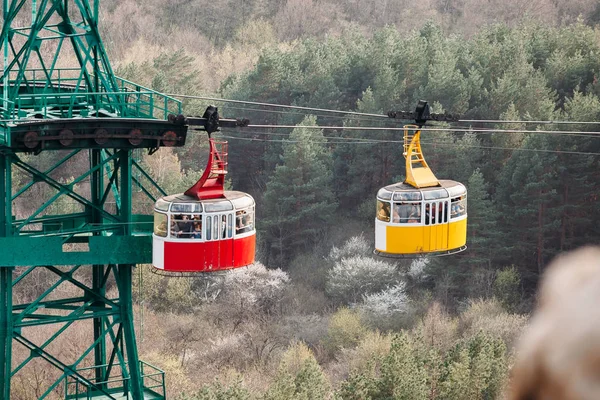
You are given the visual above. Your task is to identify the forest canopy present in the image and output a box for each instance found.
[9,2,600,397]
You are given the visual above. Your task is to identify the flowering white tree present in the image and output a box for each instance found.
[326,256,398,304]
[328,234,371,262]
[219,262,290,313]
[358,282,409,318]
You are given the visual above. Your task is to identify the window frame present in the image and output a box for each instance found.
[424,200,449,226]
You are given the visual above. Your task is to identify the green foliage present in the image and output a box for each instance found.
[180,377,251,400]
[262,116,337,265]
[463,168,499,270]
[222,22,600,303]
[438,333,508,400]
[115,49,203,111]
[137,148,200,196]
[325,308,369,353]
[151,50,203,94]
[458,299,528,350]
[264,343,330,400]
[134,266,196,313]
[376,333,430,399]
[493,266,522,312]
[337,313,511,400]
[495,133,563,277]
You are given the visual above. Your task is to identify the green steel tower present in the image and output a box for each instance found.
[0,1,190,398]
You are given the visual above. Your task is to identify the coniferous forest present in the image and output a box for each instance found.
[9,1,600,398]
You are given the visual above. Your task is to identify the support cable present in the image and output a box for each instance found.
[240,124,600,137]
[166,93,600,126]
[217,134,600,156]
[167,94,386,119]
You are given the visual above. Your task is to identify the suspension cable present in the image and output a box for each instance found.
[220,128,598,141]
[168,93,600,126]
[212,103,392,123]
[240,124,600,137]
[459,119,600,125]
[167,93,387,119]
[217,134,600,156]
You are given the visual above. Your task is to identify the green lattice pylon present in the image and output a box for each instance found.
[0,1,186,399]
[1,0,121,117]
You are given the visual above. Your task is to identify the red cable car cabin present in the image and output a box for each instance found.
[152,139,256,272]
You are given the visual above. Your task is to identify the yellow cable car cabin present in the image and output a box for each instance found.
[375,122,467,256]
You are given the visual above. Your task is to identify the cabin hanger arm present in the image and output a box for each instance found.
[387,100,460,126]
[168,105,250,136]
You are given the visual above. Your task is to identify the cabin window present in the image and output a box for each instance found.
[235,207,254,234]
[228,214,233,238]
[153,212,168,237]
[450,196,467,219]
[377,200,390,222]
[192,219,202,239]
[219,215,227,239]
[204,202,233,212]
[423,188,449,200]
[213,216,219,239]
[206,216,212,240]
[232,195,254,210]
[393,191,421,201]
[424,201,448,225]
[170,214,194,238]
[246,207,255,231]
[171,203,195,213]
[155,199,170,212]
[392,203,421,224]
[377,188,393,200]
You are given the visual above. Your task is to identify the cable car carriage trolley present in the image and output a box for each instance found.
[152,109,256,272]
[375,101,467,257]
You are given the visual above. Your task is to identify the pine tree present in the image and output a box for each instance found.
[496,134,562,281]
[464,168,500,269]
[262,116,337,266]
[333,88,404,210]
[556,91,600,249]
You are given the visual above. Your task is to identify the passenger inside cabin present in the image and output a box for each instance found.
[222,215,227,238]
[377,202,390,222]
[236,211,243,233]
[393,203,412,223]
[451,199,459,217]
[392,205,400,223]
[407,204,421,223]
[156,221,167,236]
[454,197,466,217]
[175,214,193,238]
[192,222,202,239]
[236,210,253,234]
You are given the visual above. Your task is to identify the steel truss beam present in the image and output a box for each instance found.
[1,0,121,110]
[0,146,165,398]
[6,148,163,239]
[0,2,173,398]
[8,264,142,400]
